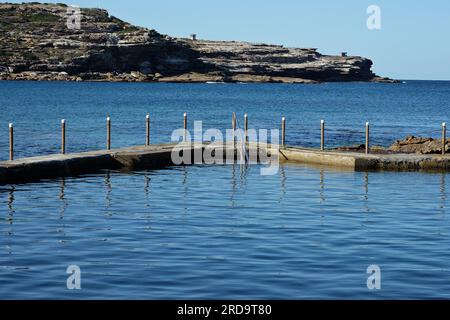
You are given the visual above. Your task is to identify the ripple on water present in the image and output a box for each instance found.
[0,163,449,299]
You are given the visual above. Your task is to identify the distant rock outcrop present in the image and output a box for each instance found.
[0,3,398,83]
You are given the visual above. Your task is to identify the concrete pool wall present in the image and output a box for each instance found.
[1,143,450,184]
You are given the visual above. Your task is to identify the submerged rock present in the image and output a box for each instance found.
[334,144,366,152]
[333,144,388,154]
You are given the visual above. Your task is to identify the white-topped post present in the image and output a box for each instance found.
[365,122,370,155]
[244,113,248,144]
[232,112,236,150]
[320,120,325,151]
[61,119,66,154]
[9,123,13,161]
[106,116,111,150]
[443,122,447,155]
[183,112,187,142]
[146,114,150,146]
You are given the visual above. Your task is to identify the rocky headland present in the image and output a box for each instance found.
[0,3,397,83]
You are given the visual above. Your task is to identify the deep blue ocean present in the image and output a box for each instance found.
[0,80,449,299]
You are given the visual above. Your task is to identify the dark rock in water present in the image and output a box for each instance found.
[0,3,398,83]
[334,144,366,152]
[388,136,450,154]
[333,144,389,154]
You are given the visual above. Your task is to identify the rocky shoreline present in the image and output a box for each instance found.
[334,136,450,155]
[0,71,397,83]
[0,3,398,83]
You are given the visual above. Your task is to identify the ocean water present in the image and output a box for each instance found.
[0,164,449,299]
[0,80,450,299]
[0,80,449,160]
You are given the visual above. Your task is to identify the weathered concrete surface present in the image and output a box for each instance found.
[2,144,450,184]
[0,144,183,184]
[279,147,450,171]
[354,153,450,171]
[0,142,242,184]
[279,147,356,168]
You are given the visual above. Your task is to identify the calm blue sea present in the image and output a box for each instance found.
[0,80,449,160]
[0,80,449,299]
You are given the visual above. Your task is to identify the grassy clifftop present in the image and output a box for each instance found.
[0,3,396,83]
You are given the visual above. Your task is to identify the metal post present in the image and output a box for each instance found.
[183,112,187,142]
[146,114,150,146]
[9,123,13,161]
[443,122,447,155]
[281,117,286,147]
[244,113,248,144]
[61,119,66,154]
[232,112,236,149]
[106,116,111,150]
[365,122,370,155]
[320,120,325,151]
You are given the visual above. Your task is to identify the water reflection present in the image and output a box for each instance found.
[104,171,112,216]
[441,173,446,213]
[279,165,286,202]
[231,164,237,207]
[363,172,370,213]
[59,178,67,217]
[230,163,250,206]
[7,185,15,220]
[143,174,151,231]
[239,163,249,190]
[58,178,67,240]
[1,164,450,299]
[144,174,150,208]
[5,185,15,255]
[182,166,188,215]
[314,167,373,213]
[319,169,325,204]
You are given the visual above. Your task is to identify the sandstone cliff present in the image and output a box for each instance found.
[0,3,396,83]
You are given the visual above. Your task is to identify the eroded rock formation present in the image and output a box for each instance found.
[0,3,397,83]
[388,136,450,154]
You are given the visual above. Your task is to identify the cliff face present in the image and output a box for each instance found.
[0,3,395,83]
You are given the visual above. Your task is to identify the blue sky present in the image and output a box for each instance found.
[9,0,450,80]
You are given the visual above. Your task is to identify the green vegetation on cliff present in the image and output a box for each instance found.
[0,2,396,83]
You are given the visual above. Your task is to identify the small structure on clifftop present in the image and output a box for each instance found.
[341,52,348,57]
[0,3,397,83]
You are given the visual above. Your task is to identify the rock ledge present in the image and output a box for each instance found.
[0,3,398,83]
